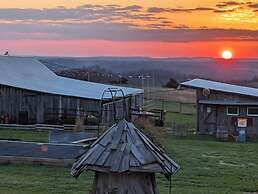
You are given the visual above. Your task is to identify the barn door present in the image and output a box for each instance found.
[203,105,217,133]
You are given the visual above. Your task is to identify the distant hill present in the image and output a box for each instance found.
[39,57,258,85]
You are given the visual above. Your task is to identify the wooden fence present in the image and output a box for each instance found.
[144,99,196,115]
[0,123,103,131]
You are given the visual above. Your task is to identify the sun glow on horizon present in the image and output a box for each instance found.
[222,50,233,60]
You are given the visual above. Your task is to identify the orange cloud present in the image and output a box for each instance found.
[0,1,256,58]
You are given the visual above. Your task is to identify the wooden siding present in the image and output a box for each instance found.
[0,85,143,125]
[93,172,159,194]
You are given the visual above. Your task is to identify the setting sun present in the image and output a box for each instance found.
[222,50,233,60]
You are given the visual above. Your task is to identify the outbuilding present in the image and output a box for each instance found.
[181,78,258,140]
[0,56,143,125]
[71,119,180,194]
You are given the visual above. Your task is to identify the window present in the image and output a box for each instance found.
[227,107,239,116]
[247,107,258,116]
[207,107,212,113]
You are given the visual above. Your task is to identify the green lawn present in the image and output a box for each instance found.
[145,100,197,128]
[165,112,196,128]
[162,136,258,194]
[0,165,94,194]
[0,129,48,142]
[0,135,258,194]
[145,100,196,114]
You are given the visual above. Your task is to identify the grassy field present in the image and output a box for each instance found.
[0,97,257,193]
[165,112,196,128]
[0,129,48,142]
[145,100,196,114]
[145,100,197,128]
[0,135,258,194]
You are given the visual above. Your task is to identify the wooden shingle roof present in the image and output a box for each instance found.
[71,120,180,179]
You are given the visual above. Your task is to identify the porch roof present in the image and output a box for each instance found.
[199,100,258,106]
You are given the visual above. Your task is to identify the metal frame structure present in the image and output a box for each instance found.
[97,88,127,136]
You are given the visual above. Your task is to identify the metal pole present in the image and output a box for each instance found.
[141,75,144,89]
[152,72,155,88]
[118,75,122,84]
[87,72,90,81]
[169,175,172,194]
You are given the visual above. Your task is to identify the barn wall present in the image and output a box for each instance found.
[131,93,144,109]
[0,85,101,124]
[0,85,144,125]
[0,85,38,124]
[197,89,258,139]
[43,95,101,125]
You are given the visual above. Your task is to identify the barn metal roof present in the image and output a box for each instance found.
[181,78,258,98]
[71,119,180,179]
[199,100,258,106]
[0,56,143,100]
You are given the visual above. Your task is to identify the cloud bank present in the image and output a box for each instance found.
[0,2,256,42]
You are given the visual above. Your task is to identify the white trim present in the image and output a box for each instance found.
[247,107,258,117]
[227,106,239,116]
[207,106,212,113]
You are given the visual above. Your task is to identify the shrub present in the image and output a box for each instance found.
[134,117,166,148]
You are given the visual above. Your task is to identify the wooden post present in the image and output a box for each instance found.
[76,99,80,119]
[128,96,132,121]
[36,94,44,123]
[169,176,172,194]
[58,96,62,124]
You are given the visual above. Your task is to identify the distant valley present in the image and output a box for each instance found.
[39,57,258,86]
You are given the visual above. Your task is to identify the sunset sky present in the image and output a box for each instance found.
[0,0,257,58]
